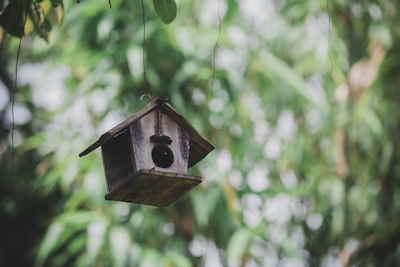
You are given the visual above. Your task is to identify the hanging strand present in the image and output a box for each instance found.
[12,2,29,180]
[108,0,112,9]
[140,0,152,101]
[1,0,29,207]
[210,0,222,95]
[327,0,336,98]
[327,0,333,69]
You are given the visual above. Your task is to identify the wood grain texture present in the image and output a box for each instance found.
[101,130,134,192]
[130,112,154,171]
[158,109,189,173]
[159,102,214,167]
[79,98,161,157]
[79,97,214,169]
[105,169,202,207]
[129,110,189,174]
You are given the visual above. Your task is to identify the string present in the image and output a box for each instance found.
[108,0,112,9]
[12,1,29,185]
[327,0,334,87]
[210,0,222,95]
[1,0,29,207]
[140,0,152,101]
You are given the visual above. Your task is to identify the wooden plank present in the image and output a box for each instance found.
[159,102,215,167]
[79,98,164,157]
[80,97,214,169]
[105,169,202,207]
[129,112,154,171]
[101,130,134,192]
[158,110,189,173]
[129,109,189,173]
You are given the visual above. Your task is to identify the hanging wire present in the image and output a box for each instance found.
[327,0,335,97]
[140,0,153,102]
[12,2,29,182]
[210,0,222,95]
[327,0,334,69]
[326,0,337,107]
[1,0,29,207]
[140,94,153,102]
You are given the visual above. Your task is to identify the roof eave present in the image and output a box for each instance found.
[79,98,165,157]
[79,97,215,163]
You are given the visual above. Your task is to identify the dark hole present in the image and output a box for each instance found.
[152,145,174,168]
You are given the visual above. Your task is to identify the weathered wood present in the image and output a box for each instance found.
[105,169,202,207]
[129,112,153,171]
[159,102,214,167]
[101,130,134,192]
[79,98,162,157]
[159,109,189,172]
[80,97,214,206]
[79,97,214,169]
[150,135,172,144]
[129,110,189,174]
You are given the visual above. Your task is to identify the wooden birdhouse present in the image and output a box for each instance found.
[79,97,214,207]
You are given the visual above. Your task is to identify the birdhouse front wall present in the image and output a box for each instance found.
[130,109,190,174]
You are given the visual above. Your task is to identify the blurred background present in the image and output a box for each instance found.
[1,0,400,266]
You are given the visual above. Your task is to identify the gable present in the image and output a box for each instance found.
[79,97,214,168]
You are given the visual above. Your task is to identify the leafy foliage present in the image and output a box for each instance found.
[0,0,63,41]
[0,0,177,41]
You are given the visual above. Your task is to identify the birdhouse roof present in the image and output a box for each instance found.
[79,97,215,168]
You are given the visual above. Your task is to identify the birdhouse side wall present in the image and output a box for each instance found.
[101,129,135,192]
[129,110,189,174]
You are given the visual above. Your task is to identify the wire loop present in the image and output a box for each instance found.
[141,0,153,99]
[140,94,153,102]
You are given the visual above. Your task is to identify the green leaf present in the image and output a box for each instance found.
[153,0,177,24]
[0,0,10,15]
[35,222,64,267]
[49,233,87,266]
[50,0,61,8]
[57,211,102,226]
[35,212,100,267]
[369,23,392,48]
[109,227,131,267]
[28,0,51,42]
[23,133,46,150]
[279,238,299,257]
[226,228,253,265]
[86,221,107,266]
[191,187,220,227]
[0,0,25,37]
[164,253,191,267]
[141,249,163,266]
[261,51,326,109]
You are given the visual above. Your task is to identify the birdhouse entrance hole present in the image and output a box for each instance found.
[152,144,174,168]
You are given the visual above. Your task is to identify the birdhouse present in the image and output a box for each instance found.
[79,97,214,207]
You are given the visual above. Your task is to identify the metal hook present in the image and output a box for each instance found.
[140,94,153,102]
